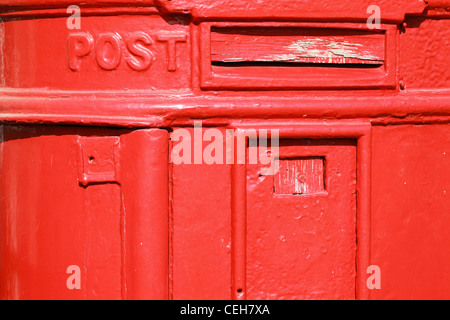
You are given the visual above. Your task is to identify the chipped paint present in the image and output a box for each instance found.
[275,158,325,195]
[212,29,385,66]
[284,38,382,62]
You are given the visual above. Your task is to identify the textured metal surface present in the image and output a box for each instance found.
[0,0,449,300]
[274,158,325,195]
[0,126,169,299]
[246,139,357,299]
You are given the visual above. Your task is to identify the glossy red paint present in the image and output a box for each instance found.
[0,0,449,300]
[246,139,357,299]
[0,126,168,299]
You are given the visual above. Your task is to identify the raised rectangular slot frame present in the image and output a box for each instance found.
[211,27,385,67]
[200,22,397,90]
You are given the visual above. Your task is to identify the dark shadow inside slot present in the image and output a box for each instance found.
[212,61,383,68]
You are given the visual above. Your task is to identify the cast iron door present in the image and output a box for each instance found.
[170,129,357,299]
[244,139,357,299]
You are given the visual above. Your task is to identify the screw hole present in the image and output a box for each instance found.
[237,288,243,293]
[89,156,95,163]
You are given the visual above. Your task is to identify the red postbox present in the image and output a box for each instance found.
[0,0,449,300]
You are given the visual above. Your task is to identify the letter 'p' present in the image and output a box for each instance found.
[67,33,94,71]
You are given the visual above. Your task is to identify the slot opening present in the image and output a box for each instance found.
[212,61,383,69]
[211,26,385,69]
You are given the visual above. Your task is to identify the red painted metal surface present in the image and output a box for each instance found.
[245,139,357,299]
[0,0,449,300]
[0,126,168,299]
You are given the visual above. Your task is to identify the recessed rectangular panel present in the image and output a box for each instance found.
[200,22,397,90]
[171,128,232,300]
[211,27,385,66]
[274,157,325,195]
[246,139,357,299]
[371,125,450,299]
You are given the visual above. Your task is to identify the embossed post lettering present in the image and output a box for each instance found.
[67,33,94,71]
[96,33,123,71]
[125,31,155,71]
[67,31,188,72]
[156,33,188,72]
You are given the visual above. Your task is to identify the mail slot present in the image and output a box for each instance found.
[200,22,397,90]
[0,0,450,301]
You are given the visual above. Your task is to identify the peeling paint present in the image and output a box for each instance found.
[285,38,382,62]
[212,29,385,66]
